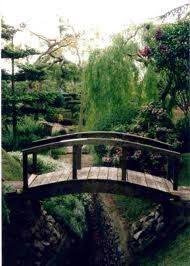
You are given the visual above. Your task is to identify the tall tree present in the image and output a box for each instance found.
[1,20,42,144]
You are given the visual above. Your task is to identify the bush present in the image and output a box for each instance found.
[2,116,47,151]
[130,102,176,143]
[48,148,66,159]
[2,149,22,181]
[113,194,156,223]
[42,195,87,238]
[9,151,65,174]
[45,108,65,123]
[175,117,190,152]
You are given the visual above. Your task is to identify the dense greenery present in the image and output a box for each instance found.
[43,195,87,238]
[1,20,82,151]
[113,195,156,224]
[85,36,142,131]
[179,153,190,186]
[2,7,189,264]
[2,149,22,181]
[142,20,189,116]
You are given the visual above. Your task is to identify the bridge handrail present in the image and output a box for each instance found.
[23,137,180,158]
[27,131,174,150]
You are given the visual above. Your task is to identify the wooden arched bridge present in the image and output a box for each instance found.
[18,131,182,203]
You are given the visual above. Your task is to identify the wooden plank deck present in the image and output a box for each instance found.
[29,167,173,193]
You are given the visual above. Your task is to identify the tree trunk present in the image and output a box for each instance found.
[11,54,17,146]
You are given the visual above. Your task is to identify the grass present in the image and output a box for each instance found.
[179,153,190,186]
[137,224,190,266]
[2,149,22,181]
[113,194,156,224]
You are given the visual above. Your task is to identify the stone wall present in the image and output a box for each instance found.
[3,198,77,266]
[129,199,190,255]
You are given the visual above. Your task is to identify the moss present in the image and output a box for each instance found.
[2,149,22,181]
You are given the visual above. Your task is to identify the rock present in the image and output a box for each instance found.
[42,210,47,216]
[49,236,58,245]
[52,228,61,239]
[46,215,55,223]
[36,252,43,258]
[155,222,165,233]
[157,216,164,223]
[143,221,153,232]
[133,230,143,240]
[34,232,41,240]
[155,211,161,220]
[34,240,45,252]
[42,241,50,247]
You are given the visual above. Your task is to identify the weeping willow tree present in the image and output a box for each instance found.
[84,34,158,131]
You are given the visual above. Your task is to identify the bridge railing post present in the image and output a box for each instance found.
[23,152,28,190]
[167,157,180,191]
[121,147,128,181]
[77,145,82,170]
[73,145,78,179]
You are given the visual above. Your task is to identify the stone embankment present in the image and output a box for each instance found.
[129,198,190,255]
[3,198,77,266]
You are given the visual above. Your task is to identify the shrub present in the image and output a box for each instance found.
[2,149,22,181]
[2,116,47,151]
[42,195,87,238]
[9,151,66,174]
[113,194,156,223]
[175,117,190,153]
[45,108,65,123]
[48,148,66,159]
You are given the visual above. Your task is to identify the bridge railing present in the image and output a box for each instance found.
[22,132,180,191]
[27,131,173,150]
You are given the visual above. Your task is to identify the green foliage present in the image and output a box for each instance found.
[138,224,190,266]
[85,35,141,131]
[45,107,65,123]
[141,64,159,103]
[10,151,64,174]
[50,148,66,159]
[1,20,17,40]
[15,63,47,81]
[2,46,39,59]
[2,116,47,150]
[143,20,190,115]
[175,116,190,152]
[2,149,22,181]
[43,195,87,238]
[113,194,156,223]
[179,153,190,186]
[131,102,177,144]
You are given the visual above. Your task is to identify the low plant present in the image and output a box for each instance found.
[48,148,66,159]
[9,151,65,174]
[113,194,156,224]
[42,195,87,238]
[2,116,47,151]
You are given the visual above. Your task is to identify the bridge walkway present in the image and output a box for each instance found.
[28,167,173,193]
